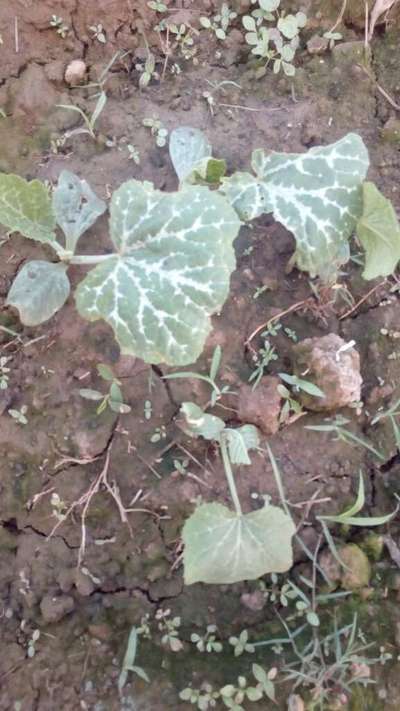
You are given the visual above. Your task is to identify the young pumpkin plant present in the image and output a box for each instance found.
[1,170,240,366]
[179,402,295,585]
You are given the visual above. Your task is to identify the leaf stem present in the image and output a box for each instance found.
[67,253,116,265]
[220,436,242,516]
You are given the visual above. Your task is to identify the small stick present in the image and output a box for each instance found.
[328,0,347,33]
[14,16,19,54]
[338,279,387,320]
[245,299,308,346]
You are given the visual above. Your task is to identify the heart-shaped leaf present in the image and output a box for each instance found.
[0,173,56,244]
[356,181,400,280]
[183,502,295,584]
[221,134,369,280]
[75,180,240,365]
[52,170,107,253]
[169,126,212,182]
[225,425,260,465]
[7,260,70,325]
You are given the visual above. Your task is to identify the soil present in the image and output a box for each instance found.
[1,1,400,710]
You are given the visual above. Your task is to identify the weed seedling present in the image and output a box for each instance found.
[0,356,11,389]
[79,363,131,415]
[150,425,167,443]
[89,23,107,44]
[148,0,167,10]
[58,91,107,140]
[228,629,255,657]
[142,116,168,146]
[305,415,385,461]
[164,345,233,407]
[249,339,278,389]
[8,405,28,425]
[200,4,237,40]
[156,609,183,652]
[50,15,69,38]
[191,625,223,653]
[118,626,150,696]
[136,51,159,88]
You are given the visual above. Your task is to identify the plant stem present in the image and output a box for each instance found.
[220,436,242,516]
[68,253,116,265]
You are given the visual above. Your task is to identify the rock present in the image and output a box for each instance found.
[382,117,400,144]
[237,377,282,435]
[319,549,341,584]
[40,594,75,623]
[64,59,87,85]
[307,34,329,55]
[241,590,266,611]
[44,60,66,84]
[88,623,113,641]
[7,64,58,121]
[340,544,371,590]
[361,532,384,561]
[292,334,362,412]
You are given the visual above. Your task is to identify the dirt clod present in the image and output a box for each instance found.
[292,334,362,412]
[64,60,87,86]
[40,594,75,623]
[237,376,282,435]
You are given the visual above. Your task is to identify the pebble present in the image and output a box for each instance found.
[65,59,87,86]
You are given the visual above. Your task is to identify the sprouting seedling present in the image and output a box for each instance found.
[89,23,107,43]
[27,629,41,658]
[318,471,397,528]
[8,405,28,425]
[136,51,159,88]
[79,363,131,415]
[371,397,400,451]
[323,30,343,49]
[305,415,385,461]
[164,345,233,406]
[249,339,278,389]
[148,0,167,10]
[157,609,183,652]
[200,3,237,40]
[228,629,255,657]
[0,356,11,389]
[118,626,150,696]
[180,402,295,584]
[50,15,69,38]
[144,399,152,420]
[142,116,168,146]
[57,91,107,141]
[279,372,325,398]
[191,624,223,653]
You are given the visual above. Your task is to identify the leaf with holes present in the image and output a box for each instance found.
[220,134,369,280]
[225,425,260,465]
[75,180,240,365]
[0,173,57,245]
[183,502,295,584]
[356,181,400,280]
[52,170,107,253]
[7,260,70,325]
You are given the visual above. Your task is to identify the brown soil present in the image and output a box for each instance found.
[1,1,400,710]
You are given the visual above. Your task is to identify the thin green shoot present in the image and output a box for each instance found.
[163,345,234,406]
[57,91,107,140]
[318,470,397,527]
[305,415,385,461]
[118,626,150,696]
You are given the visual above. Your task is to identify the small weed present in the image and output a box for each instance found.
[8,405,28,425]
[0,356,11,389]
[27,629,40,658]
[58,91,107,141]
[249,339,278,388]
[50,15,69,38]
[144,399,153,420]
[228,629,255,657]
[150,425,167,443]
[79,363,131,415]
[136,51,159,88]
[156,609,183,652]
[200,3,237,41]
[164,345,233,407]
[118,626,150,696]
[148,0,167,11]
[191,625,223,653]
[142,116,168,146]
[89,23,107,44]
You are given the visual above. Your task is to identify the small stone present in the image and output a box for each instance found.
[292,334,362,412]
[237,377,281,435]
[318,549,341,583]
[88,623,113,641]
[339,544,371,590]
[241,590,266,611]
[381,117,400,145]
[64,59,87,86]
[307,35,329,55]
[40,594,75,623]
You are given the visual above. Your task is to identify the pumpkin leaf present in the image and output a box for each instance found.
[169,126,212,182]
[225,425,260,465]
[75,180,240,365]
[220,134,369,280]
[0,173,57,245]
[356,181,400,280]
[52,170,107,253]
[7,260,70,326]
[183,502,295,584]
[180,401,225,441]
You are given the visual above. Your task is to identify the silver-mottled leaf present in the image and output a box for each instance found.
[52,170,107,252]
[75,180,240,365]
[0,173,56,244]
[183,502,295,584]
[169,127,212,182]
[357,181,400,280]
[7,260,70,325]
[221,134,369,279]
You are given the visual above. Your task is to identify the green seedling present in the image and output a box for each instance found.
[249,339,278,389]
[323,30,343,49]
[279,372,325,398]
[57,91,107,140]
[89,23,107,43]
[27,629,40,658]
[164,345,233,406]
[191,625,223,653]
[150,425,166,443]
[144,399,152,420]
[305,415,385,461]
[228,629,255,657]
[142,116,168,146]
[277,373,323,424]
[242,1,306,78]
[200,3,237,40]
[372,397,400,450]
[148,0,167,10]
[136,50,159,88]
[180,402,295,584]
[79,363,131,414]
[50,15,69,38]
[118,626,150,696]
[0,356,11,389]
[8,405,28,425]
[157,609,183,652]
[180,683,220,710]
